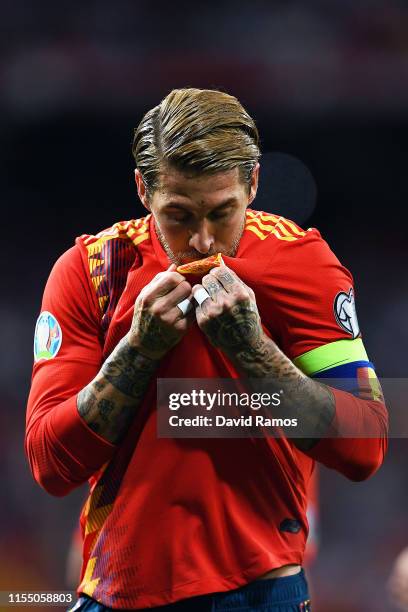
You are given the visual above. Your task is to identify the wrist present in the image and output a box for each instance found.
[228,333,278,376]
[125,332,164,363]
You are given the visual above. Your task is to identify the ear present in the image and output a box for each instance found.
[134,169,151,211]
[247,162,259,206]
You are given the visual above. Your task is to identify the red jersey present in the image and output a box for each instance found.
[26,211,387,609]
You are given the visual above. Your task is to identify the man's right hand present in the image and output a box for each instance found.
[128,264,193,360]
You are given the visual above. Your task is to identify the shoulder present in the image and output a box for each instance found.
[76,215,151,252]
[245,210,354,320]
[48,216,151,296]
[74,215,151,318]
[245,213,358,356]
[244,209,337,265]
[245,209,313,243]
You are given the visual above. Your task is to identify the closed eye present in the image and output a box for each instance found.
[164,204,234,223]
[166,212,193,223]
[208,207,232,221]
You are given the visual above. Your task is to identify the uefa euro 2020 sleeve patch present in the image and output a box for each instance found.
[334,288,360,339]
[34,311,62,362]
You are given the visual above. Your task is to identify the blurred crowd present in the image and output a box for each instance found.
[2,0,408,116]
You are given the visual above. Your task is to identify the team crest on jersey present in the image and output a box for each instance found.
[334,288,360,339]
[34,311,62,362]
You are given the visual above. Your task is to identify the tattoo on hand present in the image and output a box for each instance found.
[203,301,261,352]
[216,270,235,287]
[204,279,222,299]
[130,301,180,359]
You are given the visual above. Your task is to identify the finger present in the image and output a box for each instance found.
[209,265,243,292]
[150,263,178,284]
[163,280,192,308]
[176,298,193,317]
[194,301,207,330]
[173,315,191,333]
[151,281,192,314]
[192,285,211,308]
[162,304,194,326]
[201,274,224,302]
[147,270,187,299]
[211,266,255,302]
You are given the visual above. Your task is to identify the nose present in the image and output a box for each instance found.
[188,221,215,254]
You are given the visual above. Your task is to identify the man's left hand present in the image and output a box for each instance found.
[192,265,265,356]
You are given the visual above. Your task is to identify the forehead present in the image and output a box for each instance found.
[156,166,244,205]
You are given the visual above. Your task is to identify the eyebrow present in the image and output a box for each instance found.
[163,197,237,211]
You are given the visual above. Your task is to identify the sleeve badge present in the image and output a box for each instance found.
[34,311,63,362]
[334,288,360,339]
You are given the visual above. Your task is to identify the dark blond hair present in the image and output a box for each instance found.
[132,88,260,196]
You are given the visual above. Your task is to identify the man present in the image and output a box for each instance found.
[26,88,388,611]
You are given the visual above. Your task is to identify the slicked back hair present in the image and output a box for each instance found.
[132,88,261,197]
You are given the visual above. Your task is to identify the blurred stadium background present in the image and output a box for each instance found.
[1,1,407,610]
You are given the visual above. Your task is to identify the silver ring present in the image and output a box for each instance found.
[176,298,193,316]
[194,287,211,307]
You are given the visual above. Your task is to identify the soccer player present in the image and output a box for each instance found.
[26,88,388,611]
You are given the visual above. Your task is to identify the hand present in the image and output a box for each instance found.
[129,264,193,360]
[193,265,264,356]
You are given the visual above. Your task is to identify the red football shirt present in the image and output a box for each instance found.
[26,211,387,609]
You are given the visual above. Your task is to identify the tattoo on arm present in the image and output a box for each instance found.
[101,338,159,399]
[222,321,335,451]
[200,289,334,450]
[77,335,159,444]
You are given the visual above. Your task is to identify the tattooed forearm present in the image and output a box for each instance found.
[101,336,160,399]
[226,332,335,451]
[77,334,159,444]
[197,266,335,451]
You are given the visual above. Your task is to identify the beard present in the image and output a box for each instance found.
[153,216,246,267]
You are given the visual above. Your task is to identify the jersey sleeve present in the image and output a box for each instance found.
[25,245,116,497]
[263,228,388,481]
